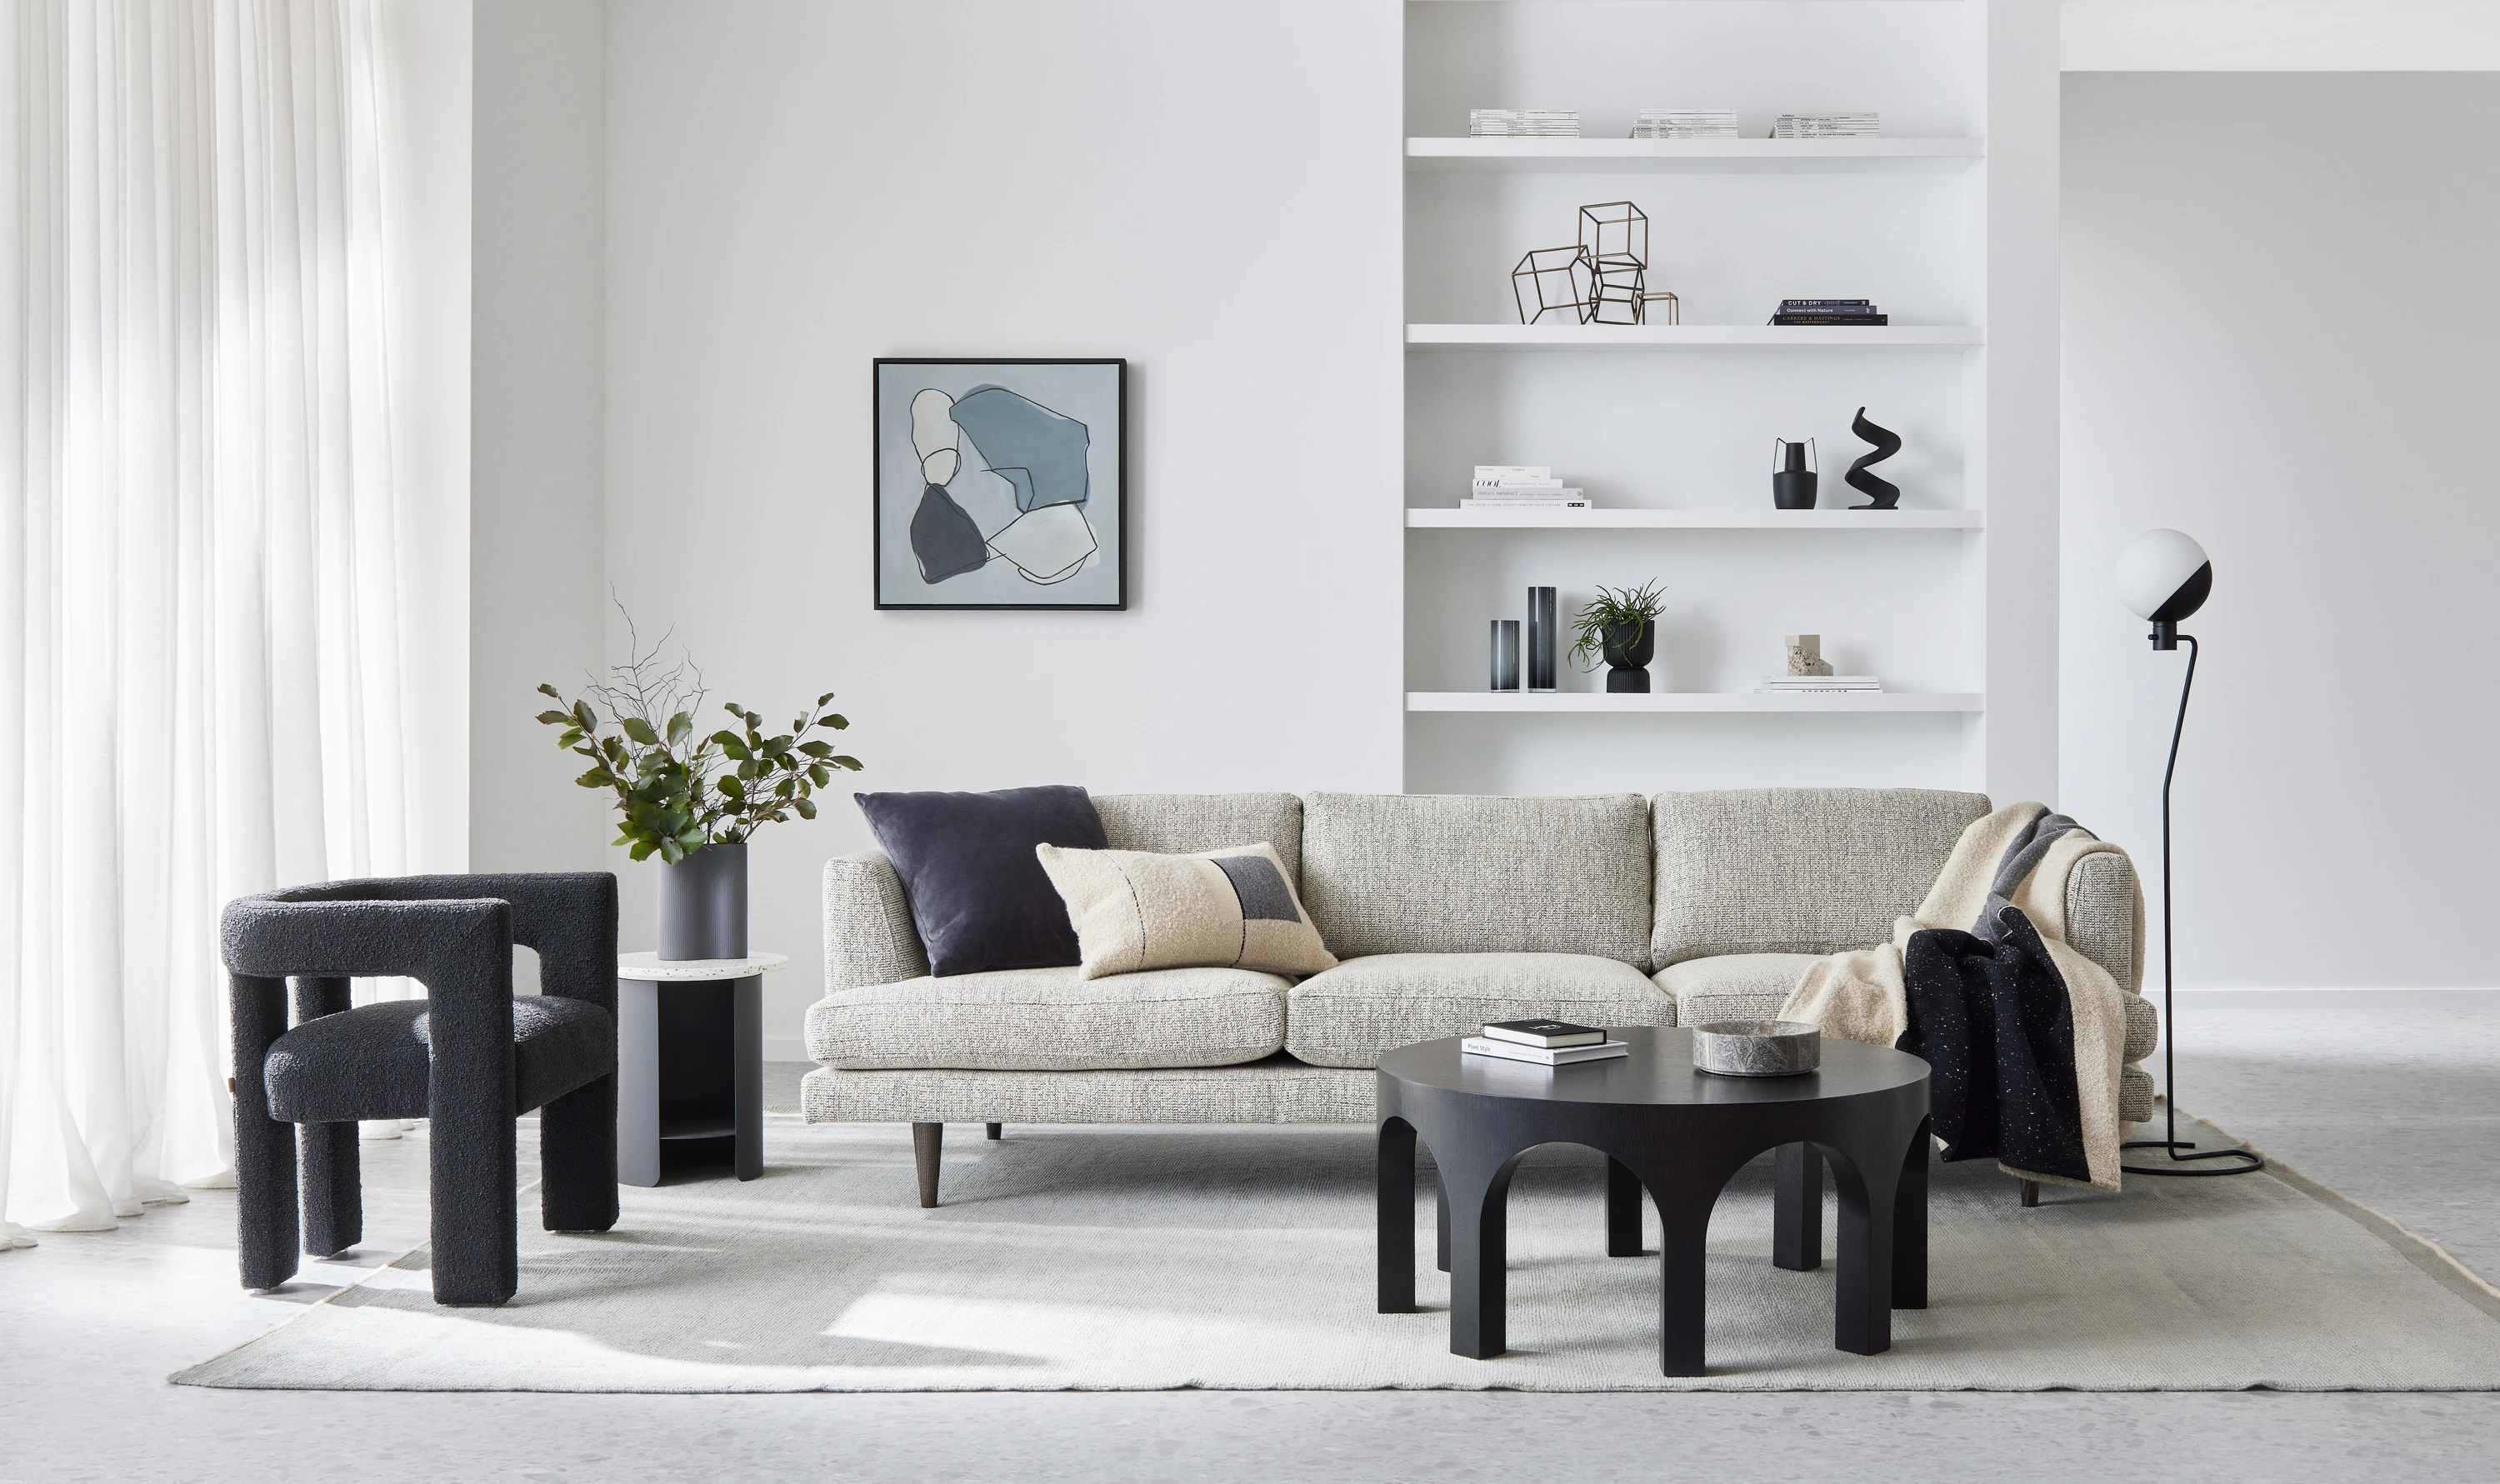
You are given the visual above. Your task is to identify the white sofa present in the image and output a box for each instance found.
[805,789,2155,1204]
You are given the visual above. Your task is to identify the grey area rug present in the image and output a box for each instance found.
[174,1114,2500,1392]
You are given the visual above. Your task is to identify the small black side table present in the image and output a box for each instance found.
[616,952,784,1186]
[1376,1027,1931,1376]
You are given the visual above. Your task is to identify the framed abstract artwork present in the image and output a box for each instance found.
[872,357,1128,609]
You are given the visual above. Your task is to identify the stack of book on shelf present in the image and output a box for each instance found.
[1462,466,1590,511]
[1632,108,1736,139]
[1769,298,1888,326]
[1757,674,1883,695]
[1772,112,1880,139]
[1462,1020,1629,1067]
[1470,109,1580,137]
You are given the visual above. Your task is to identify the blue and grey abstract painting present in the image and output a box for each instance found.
[873,359,1126,608]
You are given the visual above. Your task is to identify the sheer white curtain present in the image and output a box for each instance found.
[2,0,418,1244]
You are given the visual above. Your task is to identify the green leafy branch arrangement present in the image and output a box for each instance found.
[535,613,862,863]
[1566,578,1668,671]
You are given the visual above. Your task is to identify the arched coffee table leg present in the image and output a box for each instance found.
[1653,1198,1713,1377]
[1895,1118,1932,1310]
[1443,1156,1519,1359]
[1606,1157,1643,1257]
[1773,1142,1822,1272]
[1824,1139,1898,1357]
[1435,1176,1451,1273]
[1376,1117,1418,1314]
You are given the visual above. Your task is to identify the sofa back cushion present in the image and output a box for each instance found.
[1650,787,1991,967]
[1300,792,1653,969]
[1093,792,1305,883]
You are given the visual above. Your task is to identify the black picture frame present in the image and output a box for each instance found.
[872,357,1128,611]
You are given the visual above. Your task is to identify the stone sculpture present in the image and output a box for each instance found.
[1785,634,1834,677]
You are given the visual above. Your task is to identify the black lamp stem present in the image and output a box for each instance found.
[2122,632,2264,1177]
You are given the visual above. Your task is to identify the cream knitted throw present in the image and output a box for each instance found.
[1777,802,2141,1192]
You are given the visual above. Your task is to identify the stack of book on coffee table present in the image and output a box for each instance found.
[1462,1019,1629,1066]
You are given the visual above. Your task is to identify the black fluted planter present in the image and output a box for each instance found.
[1602,622,1657,693]
[658,842,748,961]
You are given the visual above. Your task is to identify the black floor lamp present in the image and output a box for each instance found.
[2113,528,2263,1179]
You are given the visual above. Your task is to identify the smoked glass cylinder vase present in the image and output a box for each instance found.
[1526,587,1558,693]
[1489,620,1521,692]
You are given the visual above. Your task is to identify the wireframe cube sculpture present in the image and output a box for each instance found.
[1512,246,1596,325]
[1590,262,1646,325]
[1639,288,1679,325]
[1512,202,1672,326]
[1579,200,1649,272]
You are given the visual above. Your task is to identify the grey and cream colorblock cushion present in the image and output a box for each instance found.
[1651,953,1822,1030]
[806,965,1288,1072]
[1093,793,1306,885]
[1649,787,1992,967]
[1284,952,1675,1069]
[1300,792,1653,968]
[822,850,930,992]
[1037,842,1337,980]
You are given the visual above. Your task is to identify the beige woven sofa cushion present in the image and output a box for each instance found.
[1651,787,1991,967]
[1094,792,1305,883]
[1300,792,1653,969]
[1284,952,1674,1069]
[807,965,1288,1072]
[1652,953,1823,1028]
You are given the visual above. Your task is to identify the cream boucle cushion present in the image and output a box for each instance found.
[1036,841,1338,981]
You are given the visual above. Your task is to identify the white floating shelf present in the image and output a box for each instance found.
[1407,324,1983,351]
[1406,137,1984,174]
[1407,508,1982,531]
[1408,692,1985,714]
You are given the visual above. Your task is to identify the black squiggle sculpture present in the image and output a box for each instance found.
[1846,407,1902,510]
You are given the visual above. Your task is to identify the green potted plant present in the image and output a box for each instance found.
[1567,579,1667,694]
[537,617,860,961]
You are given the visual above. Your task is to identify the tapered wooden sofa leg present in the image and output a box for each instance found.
[2020,1179,2039,1208]
[985,1122,1002,1141]
[912,1122,943,1208]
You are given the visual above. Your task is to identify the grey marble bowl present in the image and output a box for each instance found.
[1691,1020,1822,1077]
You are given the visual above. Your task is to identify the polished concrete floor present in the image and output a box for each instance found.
[3,1004,2496,1484]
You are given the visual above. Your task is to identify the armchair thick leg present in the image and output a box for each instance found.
[539,1072,621,1233]
[231,972,300,1292]
[428,1098,520,1307]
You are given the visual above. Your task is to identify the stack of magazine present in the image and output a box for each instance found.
[1758,674,1882,694]
[1462,465,1589,510]
[1471,109,1579,137]
[1462,1019,1629,1067]
[1772,112,1880,138]
[1770,298,1887,326]
[1632,108,1736,139]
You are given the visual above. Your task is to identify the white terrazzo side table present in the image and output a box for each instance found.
[615,952,788,1187]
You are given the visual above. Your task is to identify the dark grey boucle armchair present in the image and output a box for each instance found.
[222,873,619,1306]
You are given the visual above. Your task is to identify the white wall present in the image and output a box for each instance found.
[471,0,610,880]
[2061,72,2500,991]
[2062,1,2500,71]
[602,0,1405,1050]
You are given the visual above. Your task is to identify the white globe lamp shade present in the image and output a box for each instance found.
[2115,528,2212,624]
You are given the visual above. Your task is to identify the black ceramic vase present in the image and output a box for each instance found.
[658,841,748,961]
[1772,437,1818,510]
[1601,621,1657,693]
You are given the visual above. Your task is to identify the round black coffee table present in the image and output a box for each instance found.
[1375,1027,1931,1376]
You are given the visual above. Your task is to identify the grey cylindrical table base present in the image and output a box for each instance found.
[616,952,788,1187]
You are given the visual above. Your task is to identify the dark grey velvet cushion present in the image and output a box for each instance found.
[855,784,1108,977]
[264,996,616,1124]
